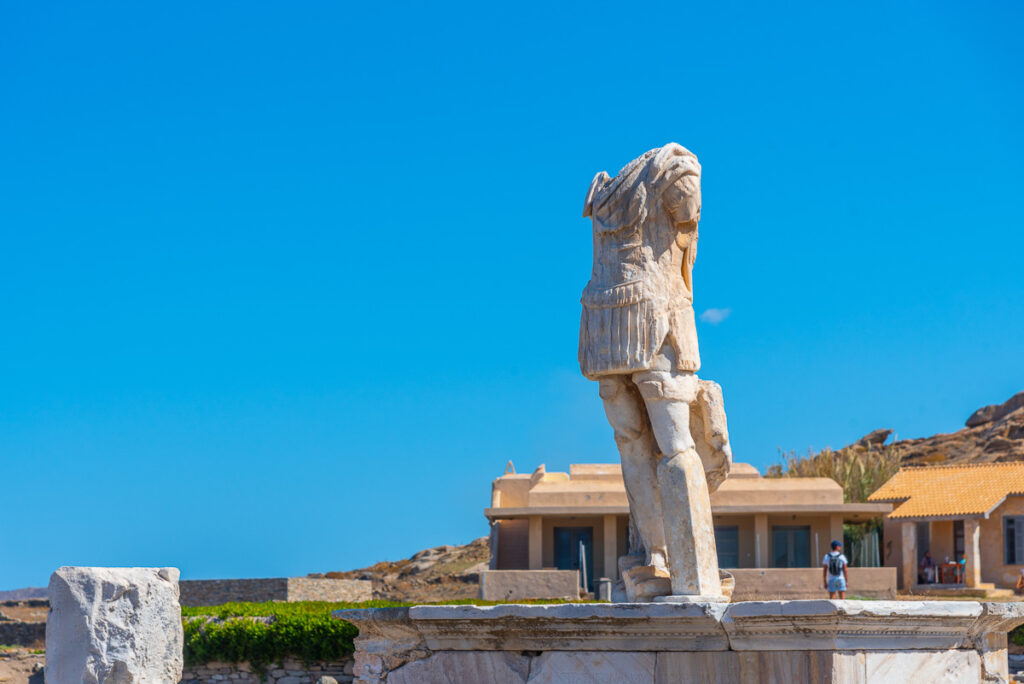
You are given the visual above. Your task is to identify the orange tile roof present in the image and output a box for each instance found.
[868,463,1024,519]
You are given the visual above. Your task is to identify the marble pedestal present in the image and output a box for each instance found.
[335,600,1024,684]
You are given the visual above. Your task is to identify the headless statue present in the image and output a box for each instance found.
[579,143,733,602]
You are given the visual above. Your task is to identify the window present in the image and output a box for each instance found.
[554,527,594,590]
[715,526,739,568]
[953,520,964,562]
[1005,517,1024,564]
[772,526,811,568]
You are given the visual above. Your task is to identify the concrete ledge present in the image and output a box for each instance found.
[406,602,730,651]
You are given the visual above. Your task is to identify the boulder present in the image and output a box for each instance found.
[966,391,1024,427]
[46,567,183,684]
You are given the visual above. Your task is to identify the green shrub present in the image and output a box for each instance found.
[181,598,595,674]
[183,614,356,674]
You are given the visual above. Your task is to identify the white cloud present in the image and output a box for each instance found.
[699,307,731,325]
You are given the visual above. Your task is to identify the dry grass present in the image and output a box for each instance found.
[765,443,902,504]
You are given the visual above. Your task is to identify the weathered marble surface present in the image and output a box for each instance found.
[47,566,183,684]
[387,651,529,684]
[529,652,655,684]
[579,144,733,602]
[336,600,1024,683]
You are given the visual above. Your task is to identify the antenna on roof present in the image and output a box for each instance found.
[505,460,515,474]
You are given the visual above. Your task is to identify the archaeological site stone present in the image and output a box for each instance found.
[47,566,184,684]
[580,143,732,602]
[336,601,1024,683]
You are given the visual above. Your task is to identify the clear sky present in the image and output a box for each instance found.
[2,2,1022,590]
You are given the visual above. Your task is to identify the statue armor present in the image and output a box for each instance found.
[580,146,701,378]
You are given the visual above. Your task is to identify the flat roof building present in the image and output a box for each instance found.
[483,462,894,600]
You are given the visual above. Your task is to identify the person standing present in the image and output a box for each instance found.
[823,540,849,599]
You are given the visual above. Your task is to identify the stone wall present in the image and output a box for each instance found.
[179,578,371,607]
[180,579,290,606]
[180,657,353,684]
[729,567,897,600]
[0,621,46,648]
[286,578,372,603]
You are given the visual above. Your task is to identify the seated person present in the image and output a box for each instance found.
[919,550,936,584]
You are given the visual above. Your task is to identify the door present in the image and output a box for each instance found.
[917,521,931,566]
[772,526,811,568]
[554,526,594,591]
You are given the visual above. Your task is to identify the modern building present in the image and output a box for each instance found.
[869,463,1024,595]
[482,462,895,600]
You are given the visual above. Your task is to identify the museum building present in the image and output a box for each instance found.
[482,462,896,600]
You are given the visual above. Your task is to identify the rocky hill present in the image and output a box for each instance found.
[0,588,46,602]
[317,536,490,603]
[890,391,1024,466]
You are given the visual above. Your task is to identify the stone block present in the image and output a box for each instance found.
[480,570,579,601]
[387,651,530,684]
[46,566,183,684]
[655,652,738,683]
[656,651,839,684]
[864,650,979,683]
[528,651,654,683]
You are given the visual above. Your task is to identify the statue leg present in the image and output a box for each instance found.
[598,376,668,571]
[633,370,722,598]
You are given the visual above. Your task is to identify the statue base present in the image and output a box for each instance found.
[336,600,1024,683]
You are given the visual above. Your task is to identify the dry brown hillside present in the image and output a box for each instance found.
[317,536,490,602]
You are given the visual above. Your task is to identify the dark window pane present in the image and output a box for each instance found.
[1005,518,1016,565]
[715,526,739,568]
[771,526,811,568]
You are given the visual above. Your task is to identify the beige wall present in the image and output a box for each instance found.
[882,517,903,585]
[495,519,529,570]
[929,520,955,564]
[617,515,629,563]
[981,496,1024,587]
[729,567,896,600]
[712,477,843,507]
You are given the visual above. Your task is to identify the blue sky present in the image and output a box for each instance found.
[1,2,1022,589]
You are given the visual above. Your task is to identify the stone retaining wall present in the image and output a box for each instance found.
[180,658,353,684]
[180,578,371,607]
[286,578,371,603]
[0,621,46,648]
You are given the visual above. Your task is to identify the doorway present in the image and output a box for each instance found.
[772,526,811,567]
[554,526,594,591]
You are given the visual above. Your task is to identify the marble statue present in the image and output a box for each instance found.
[579,143,733,602]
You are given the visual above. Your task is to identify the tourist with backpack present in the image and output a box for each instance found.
[822,540,849,599]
